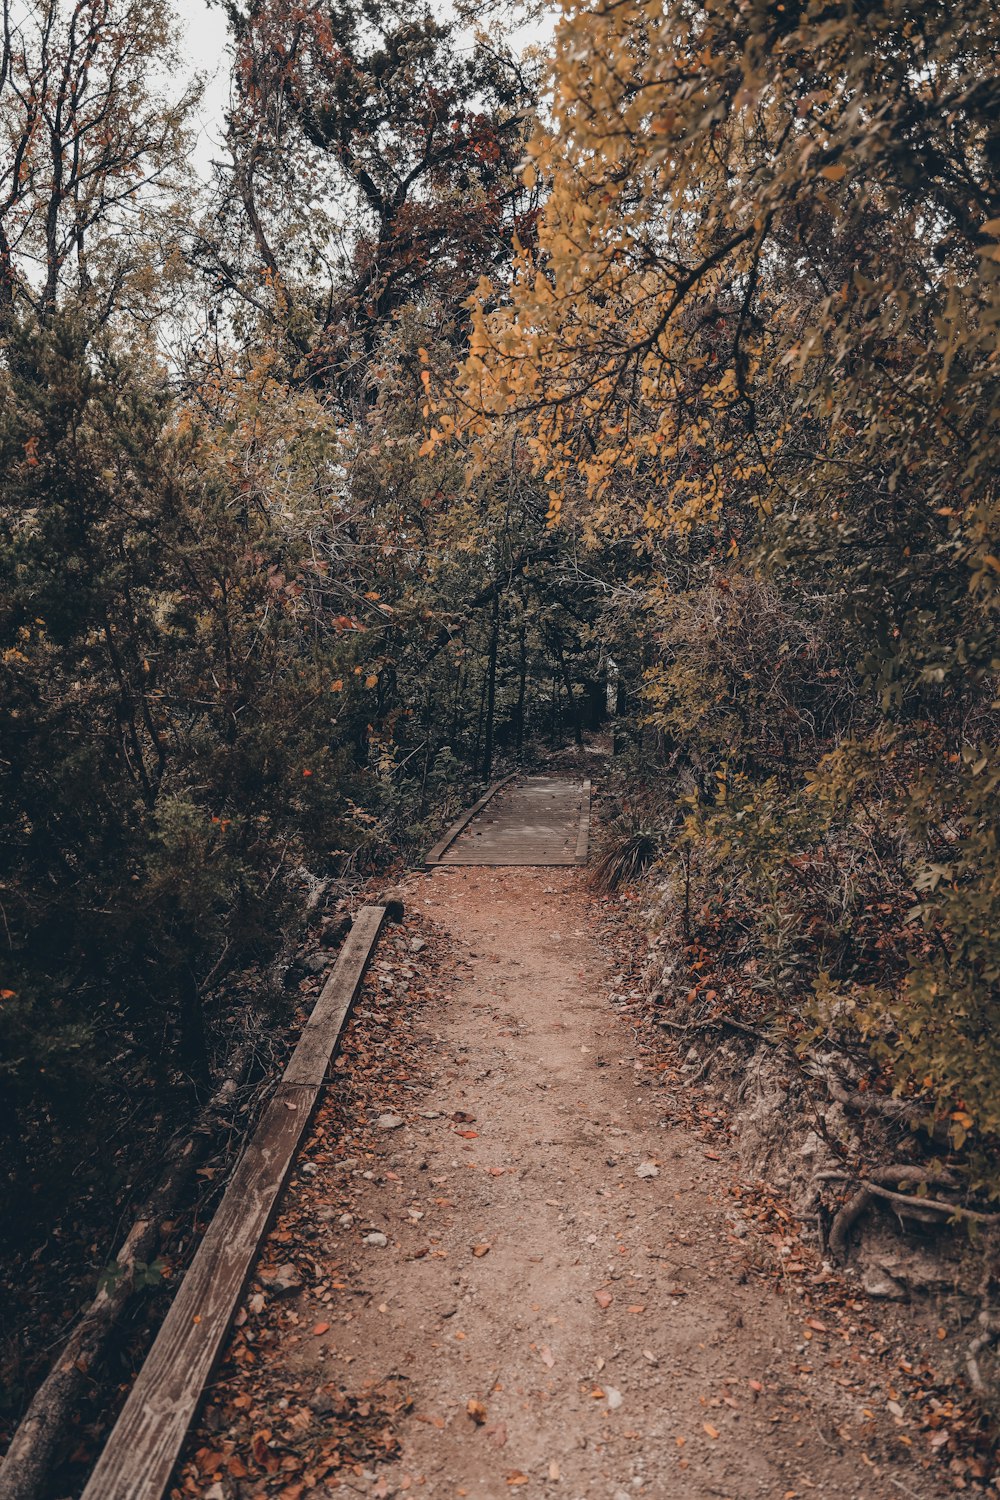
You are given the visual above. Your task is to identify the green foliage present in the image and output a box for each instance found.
[464,0,1000,1191]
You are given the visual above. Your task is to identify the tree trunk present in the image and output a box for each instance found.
[481,592,501,782]
[472,662,488,775]
[552,637,583,746]
[515,624,527,759]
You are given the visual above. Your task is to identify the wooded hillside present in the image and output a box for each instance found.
[1,0,998,1484]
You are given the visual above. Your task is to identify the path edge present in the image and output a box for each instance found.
[79,901,398,1500]
[575,778,593,864]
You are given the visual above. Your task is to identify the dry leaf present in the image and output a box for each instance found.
[594,1287,612,1309]
[467,1399,488,1425]
[703,1422,719,1440]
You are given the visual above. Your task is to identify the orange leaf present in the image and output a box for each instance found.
[703,1422,719,1440]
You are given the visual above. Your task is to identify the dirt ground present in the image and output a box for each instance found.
[178,866,958,1500]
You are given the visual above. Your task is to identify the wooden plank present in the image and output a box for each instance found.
[282,906,388,1086]
[575,779,592,864]
[423,772,517,866]
[432,774,590,867]
[81,903,393,1500]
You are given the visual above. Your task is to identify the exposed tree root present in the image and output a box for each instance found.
[966,1310,1000,1396]
[825,1162,999,1263]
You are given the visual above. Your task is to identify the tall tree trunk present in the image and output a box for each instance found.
[481,592,501,782]
[515,623,527,759]
[552,636,583,746]
[472,666,488,775]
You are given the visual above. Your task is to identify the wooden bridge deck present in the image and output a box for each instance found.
[425,774,591,867]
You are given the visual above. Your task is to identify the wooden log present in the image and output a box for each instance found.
[423,772,517,866]
[79,903,391,1500]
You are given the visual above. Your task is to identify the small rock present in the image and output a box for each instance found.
[339,1213,354,1229]
[364,1231,389,1248]
[606,1386,623,1411]
[261,1262,303,1294]
[861,1265,906,1300]
[377,1113,405,1131]
[301,952,329,976]
[635,1162,659,1179]
[300,1161,318,1176]
[319,914,352,947]
[410,937,427,953]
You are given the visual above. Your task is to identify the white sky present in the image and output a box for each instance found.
[175,0,232,178]
[171,0,555,180]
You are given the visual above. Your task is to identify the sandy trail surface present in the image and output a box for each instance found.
[180,864,950,1500]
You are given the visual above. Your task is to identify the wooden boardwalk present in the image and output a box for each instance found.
[426,774,591,867]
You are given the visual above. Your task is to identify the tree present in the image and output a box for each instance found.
[0,0,195,329]
[461,0,1000,1186]
[197,0,539,399]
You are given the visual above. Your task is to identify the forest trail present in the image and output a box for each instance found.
[179,839,951,1500]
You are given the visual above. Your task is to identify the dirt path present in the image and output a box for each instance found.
[179,866,952,1500]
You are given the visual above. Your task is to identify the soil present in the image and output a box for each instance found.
[178,866,959,1500]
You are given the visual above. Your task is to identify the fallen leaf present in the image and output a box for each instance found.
[467,1399,488,1425]
[549,1460,560,1480]
[312,1322,330,1335]
[506,1473,529,1487]
[594,1287,613,1309]
[703,1422,719,1440]
[805,1317,828,1333]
